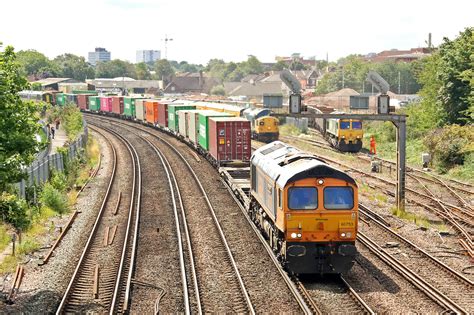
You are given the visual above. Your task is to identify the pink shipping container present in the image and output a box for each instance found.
[208,117,251,163]
[100,96,113,112]
[111,96,124,115]
[77,94,89,110]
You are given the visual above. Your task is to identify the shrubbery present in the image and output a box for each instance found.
[0,192,31,230]
[60,105,84,140]
[39,183,69,214]
[424,125,473,172]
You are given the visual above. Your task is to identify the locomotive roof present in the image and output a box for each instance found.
[251,141,356,187]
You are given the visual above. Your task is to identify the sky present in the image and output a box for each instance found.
[1,0,473,64]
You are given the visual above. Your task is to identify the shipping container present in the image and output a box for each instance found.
[198,111,232,150]
[88,96,100,111]
[178,110,191,138]
[77,94,89,110]
[188,110,207,145]
[157,101,171,128]
[111,96,124,115]
[100,96,113,112]
[168,104,196,132]
[135,99,146,121]
[123,97,144,118]
[56,93,66,106]
[145,100,159,124]
[64,93,78,105]
[208,117,251,163]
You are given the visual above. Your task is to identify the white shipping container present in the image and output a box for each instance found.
[188,110,204,145]
[178,110,188,137]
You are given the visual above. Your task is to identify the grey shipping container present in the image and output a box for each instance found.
[180,109,201,139]
[135,99,147,121]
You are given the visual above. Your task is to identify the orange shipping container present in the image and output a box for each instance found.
[145,100,159,124]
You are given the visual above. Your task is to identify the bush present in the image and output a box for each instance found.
[60,105,84,140]
[210,85,225,96]
[50,171,68,192]
[424,125,474,172]
[39,183,69,214]
[0,192,31,230]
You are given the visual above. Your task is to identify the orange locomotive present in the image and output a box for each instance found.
[250,141,358,274]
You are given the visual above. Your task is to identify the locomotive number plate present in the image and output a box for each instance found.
[339,220,355,228]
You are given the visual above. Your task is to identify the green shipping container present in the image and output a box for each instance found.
[123,97,142,117]
[198,111,232,150]
[168,104,196,131]
[56,93,66,106]
[88,96,100,111]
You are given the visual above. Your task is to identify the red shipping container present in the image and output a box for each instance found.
[77,94,89,110]
[145,100,159,124]
[209,117,251,163]
[157,101,171,127]
[111,96,124,115]
[100,97,112,112]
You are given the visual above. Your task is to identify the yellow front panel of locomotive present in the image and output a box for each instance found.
[338,127,363,141]
[283,177,358,242]
[256,117,278,134]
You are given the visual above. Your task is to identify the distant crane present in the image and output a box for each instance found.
[162,34,173,60]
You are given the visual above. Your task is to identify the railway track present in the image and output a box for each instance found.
[359,203,473,313]
[357,232,468,314]
[89,116,255,313]
[297,276,375,315]
[56,126,142,314]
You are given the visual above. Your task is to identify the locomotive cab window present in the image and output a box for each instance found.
[323,187,354,210]
[352,121,362,129]
[288,187,318,210]
[340,121,351,129]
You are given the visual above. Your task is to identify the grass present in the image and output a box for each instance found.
[280,124,305,136]
[0,255,19,274]
[0,225,12,253]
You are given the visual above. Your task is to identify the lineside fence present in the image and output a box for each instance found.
[16,122,88,198]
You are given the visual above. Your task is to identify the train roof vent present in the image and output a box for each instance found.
[260,142,285,155]
[279,153,315,166]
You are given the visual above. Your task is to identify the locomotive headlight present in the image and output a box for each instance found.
[357,136,361,139]
[291,233,297,239]
[297,233,302,238]
[318,179,324,185]
[341,135,345,139]
[340,233,346,238]
[346,232,352,238]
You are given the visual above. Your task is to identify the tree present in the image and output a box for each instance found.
[241,55,263,75]
[95,59,137,79]
[415,27,473,126]
[53,53,94,81]
[16,49,58,79]
[0,45,44,190]
[210,85,225,96]
[436,27,473,124]
[135,62,151,80]
[272,60,287,71]
[154,59,175,84]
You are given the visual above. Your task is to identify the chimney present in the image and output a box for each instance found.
[199,70,203,90]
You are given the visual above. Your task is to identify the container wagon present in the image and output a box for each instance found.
[168,104,196,132]
[145,100,159,125]
[111,96,124,116]
[100,97,113,112]
[198,111,232,151]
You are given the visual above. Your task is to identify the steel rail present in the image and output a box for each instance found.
[56,126,119,314]
[90,116,254,314]
[357,232,467,314]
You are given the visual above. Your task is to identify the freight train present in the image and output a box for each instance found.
[22,92,359,274]
[19,91,279,143]
[307,105,363,153]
